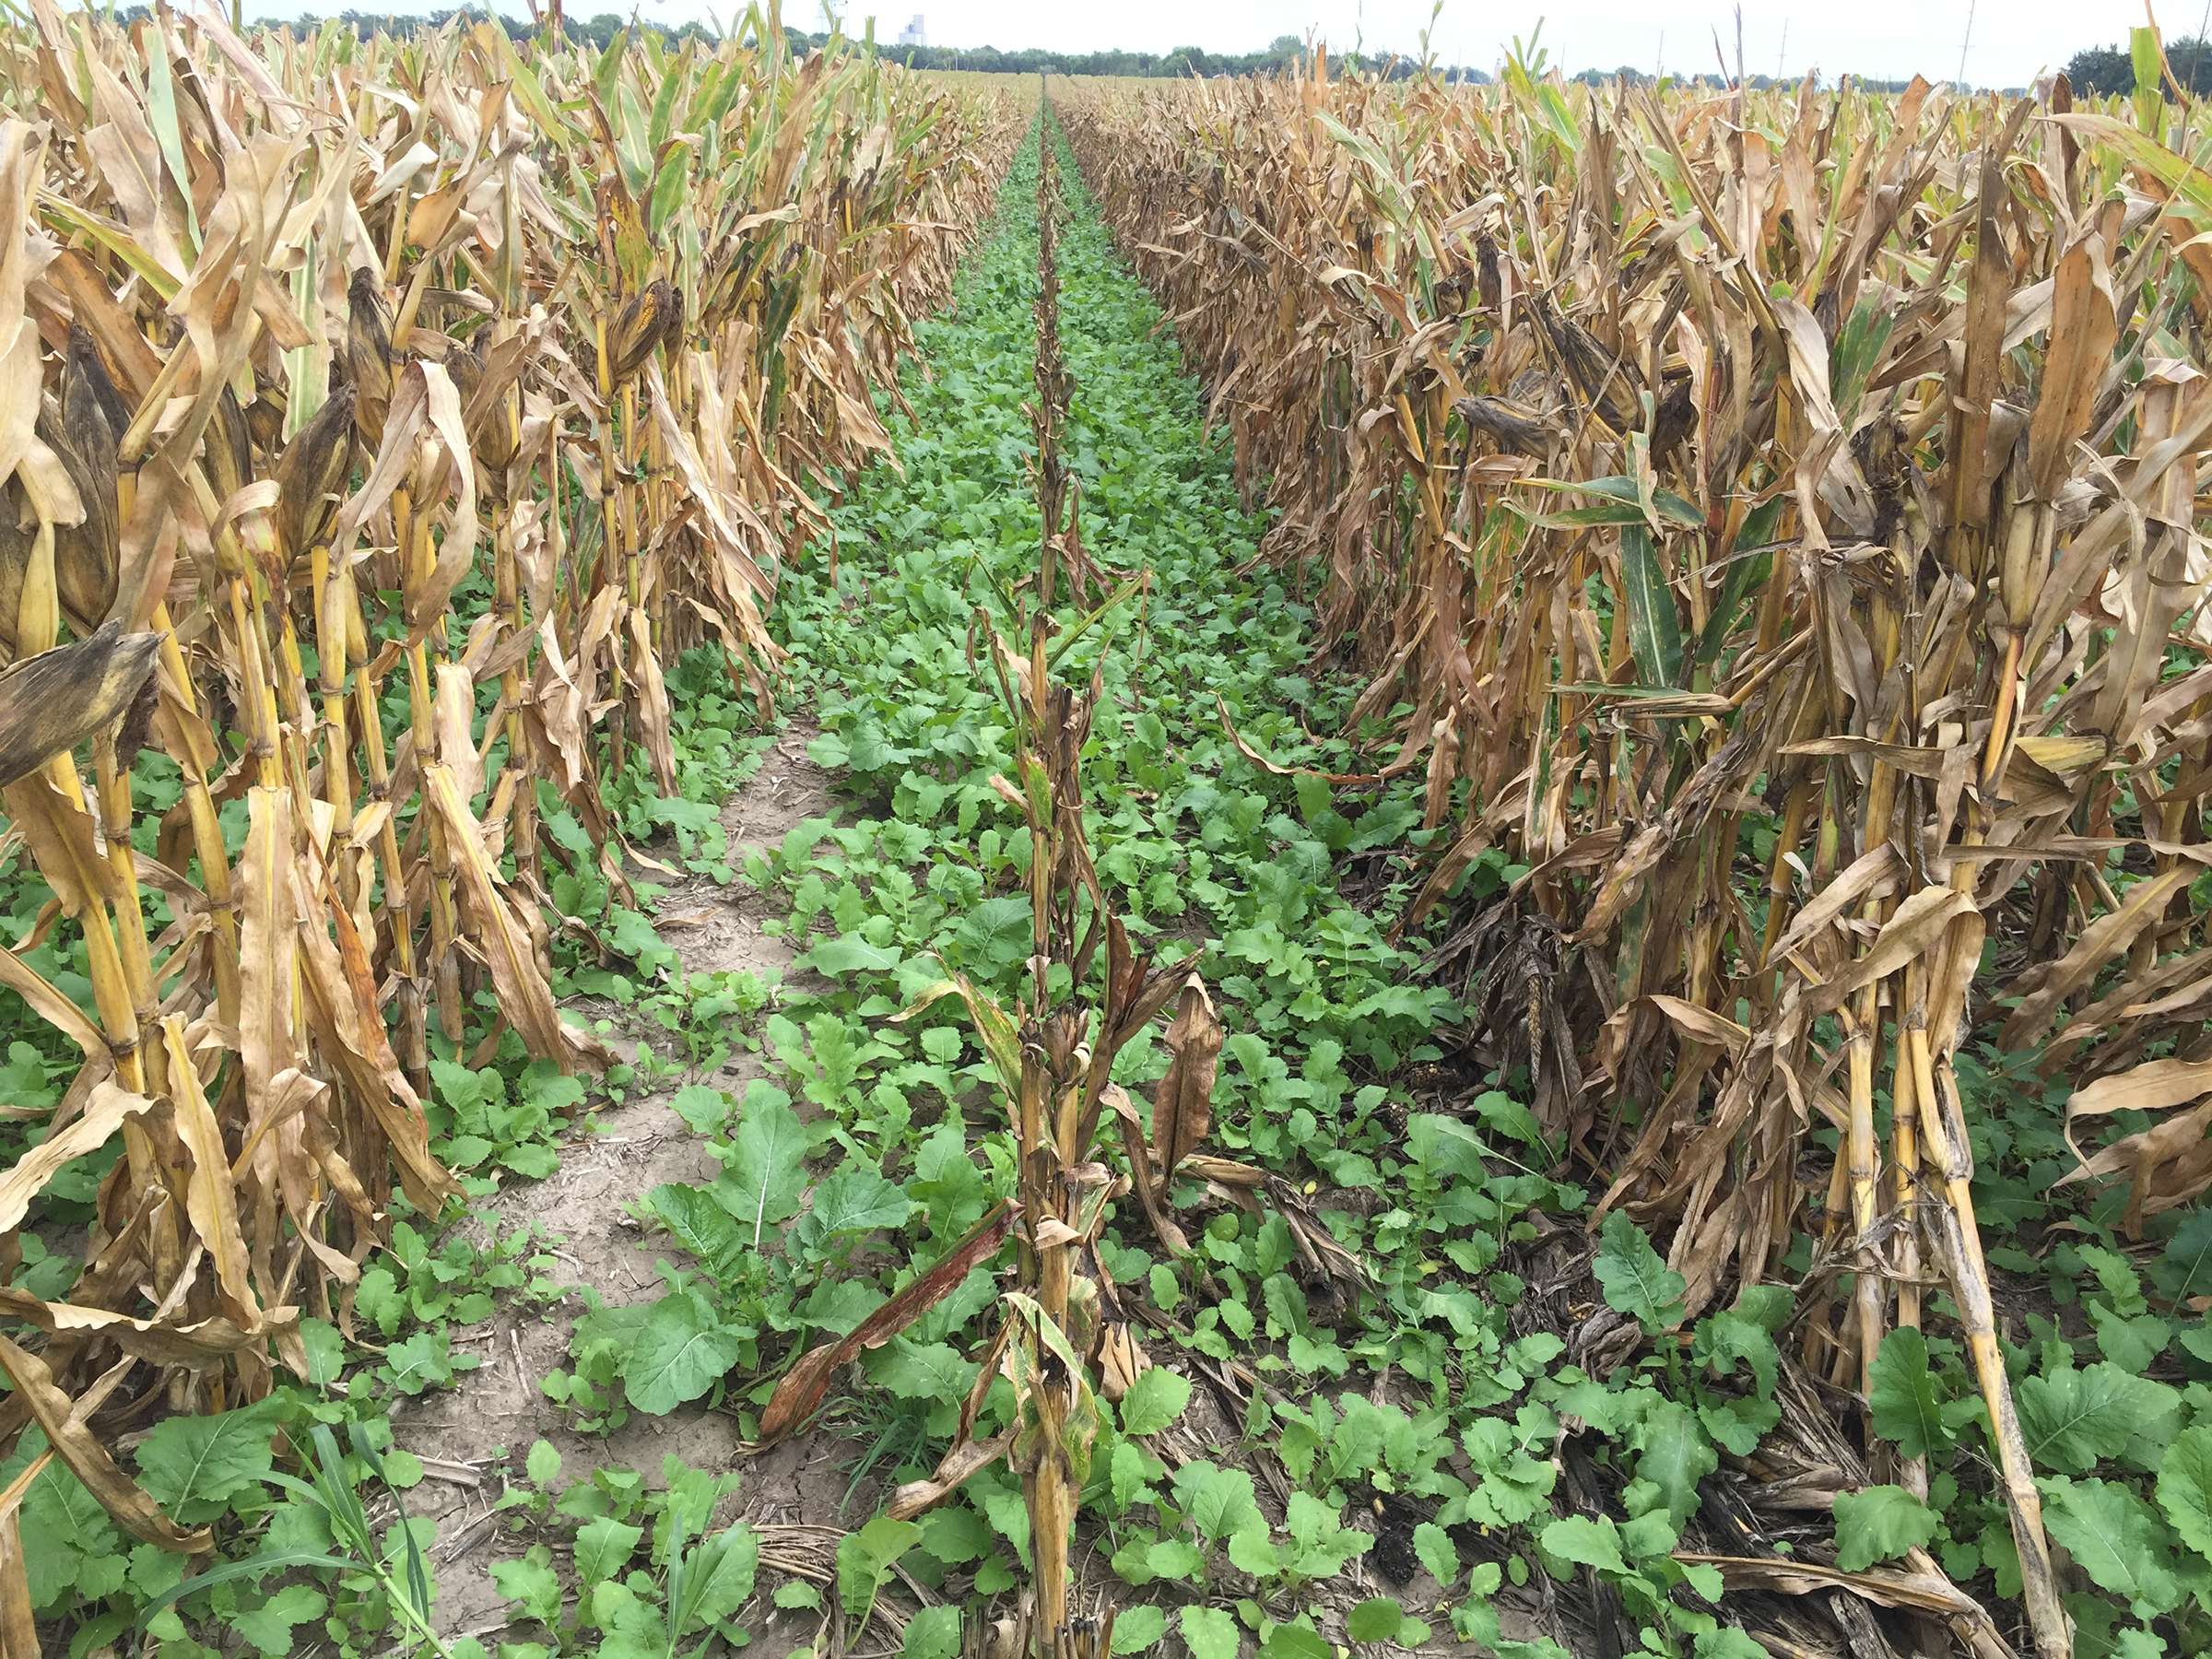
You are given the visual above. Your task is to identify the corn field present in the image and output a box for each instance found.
[0,0,1016,1615]
[1058,47,2212,1658]
[10,9,2212,1655]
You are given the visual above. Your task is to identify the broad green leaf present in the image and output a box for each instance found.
[21,1460,117,1610]
[1226,1524,1281,1576]
[298,1318,345,1388]
[677,1524,759,1630]
[1832,1485,1936,1572]
[1693,1631,1771,1658]
[574,1516,644,1585]
[1347,1597,1406,1643]
[525,1441,561,1488]
[1694,1300,1780,1399]
[869,1337,973,1403]
[2154,1210,2212,1303]
[1468,1088,1548,1153]
[1594,1211,1686,1333]
[809,934,902,975]
[492,1546,562,1624]
[1406,1112,1487,1183]
[2105,1630,2170,1659]
[623,1292,747,1415]
[2089,1306,2171,1372]
[382,1449,425,1491]
[954,895,1035,969]
[1171,1462,1260,1542]
[1120,1368,1193,1437]
[979,1484,1030,1567]
[1413,1520,1458,1589]
[1179,1604,1240,1659]
[670,1084,732,1134]
[717,1088,809,1242]
[2043,1477,2184,1618]
[1540,1514,1626,1575]
[382,1330,460,1394]
[1630,1399,1717,1525]
[1281,1491,1369,1576]
[1261,1625,1329,1659]
[1867,1329,1953,1460]
[803,1167,916,1241]
[901,1603,962,1659]
[2156,1425,2212,1556]
[1112,1605,1167,1653]
[588,1577,665,1653]
[2016,1362,2177,1475]
[1147,1537,1205,1578]
[1110,1440,1153,1509]
[839,1516,922,1621]
[135,1400,280,1523]
[648,1182,747,1273]
[1149,1263,1181,1312]
[1620,1509,1678,1561]
[921,1504,993,1566]
[231,1584,326,1656]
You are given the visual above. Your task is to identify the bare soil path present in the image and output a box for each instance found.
[399,725,885,1643]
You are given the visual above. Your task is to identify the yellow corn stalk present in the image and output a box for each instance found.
[0,0,1018,1585]
[1059,48,2212,1659]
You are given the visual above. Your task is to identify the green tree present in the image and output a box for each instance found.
[2064,42,2133,94]
[2171,35,2212,92]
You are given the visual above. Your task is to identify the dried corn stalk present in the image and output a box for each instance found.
[1061,49,2212,1657]
[0,0,1017,1566]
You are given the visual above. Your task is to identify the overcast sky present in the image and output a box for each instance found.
[244,0,2141,88]
[806,0,2118,85]
[806,0,2121,85]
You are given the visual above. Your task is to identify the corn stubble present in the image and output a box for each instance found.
[0,0,1016,1603]
[1062,45,2212,1658]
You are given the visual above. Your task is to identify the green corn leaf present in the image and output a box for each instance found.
[1619,524,1685,691]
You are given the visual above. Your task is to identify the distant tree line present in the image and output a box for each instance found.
[1557,66,1928,91]
[851,33,1491,81]
[2063,37,2212,95]
[129,10,1494,78]
[114,4,614,44]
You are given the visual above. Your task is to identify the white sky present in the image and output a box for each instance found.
[798,0,2126,86]
[241,0,2147,88]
